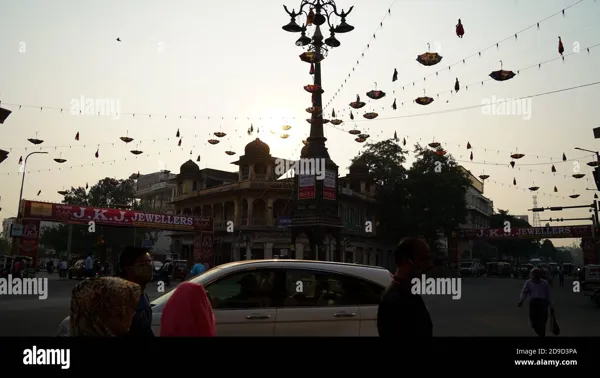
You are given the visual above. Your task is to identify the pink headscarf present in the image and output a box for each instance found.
[160,282,216,337]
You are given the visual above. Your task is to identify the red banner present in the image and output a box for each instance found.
[21,200,212,232]
[459,225,592,239]
[581,237,598,265]
[19,219,40,263]
[298,175,315,200]
[323,187,336,200]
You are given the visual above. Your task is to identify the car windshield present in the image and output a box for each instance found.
[151,265,227,309]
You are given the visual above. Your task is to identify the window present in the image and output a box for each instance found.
[205,270,277,310]
[192,181,198,191]
[281,270,384,307]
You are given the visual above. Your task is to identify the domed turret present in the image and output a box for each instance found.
[244,138,270,158]
[349,158,369,177]
[180,159,199,175]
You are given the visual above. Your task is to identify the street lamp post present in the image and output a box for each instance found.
[282,0,353,259]
[11,151,48,255]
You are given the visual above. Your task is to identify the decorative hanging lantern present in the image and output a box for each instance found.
[225,151,236,156]
[355,137,366,143]
[428,142,440,148]
[572,173,586,179]
[569,194,580,199]
[208,139,219,145]
[349,129,361,135]
[415,89,434,105]
[282,125,292,131]
[363,112,378,119]
[299,51,324,64]
[214,132,226,138]
[306,107,321,114]
[489,60,516,81]
[330,119,343,125]
[366,82,386,100]
[130,150,143,155]
[479,174,489,180]
[416,43,443,66]
[304,84,324,94]
[350,95,366,109]
[280,134,289,139]
[456,19,465,38]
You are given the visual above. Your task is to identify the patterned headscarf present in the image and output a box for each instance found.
[70,277,141,337]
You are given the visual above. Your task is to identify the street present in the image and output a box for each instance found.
[0,274,598,336]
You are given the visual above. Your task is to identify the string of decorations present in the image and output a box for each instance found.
[326,0,587,109]
[322,0,398,109]
[326,39,600,122]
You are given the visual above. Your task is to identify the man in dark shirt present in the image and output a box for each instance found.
[377,237,433,338]
[118,246,155,337]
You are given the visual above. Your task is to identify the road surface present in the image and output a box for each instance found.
[0,273,598,336]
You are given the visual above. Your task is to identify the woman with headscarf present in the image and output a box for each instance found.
[70,277,141,337]
[518,268,554,337]
[160,282,216,337]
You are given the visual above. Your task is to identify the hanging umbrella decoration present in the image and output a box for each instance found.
[349,128,361,135]
[27,131,44,145]
[510,150,524,159]
[554,186,558,192]
[58,190,68,196]
[120,130,134,144]
[95,146,100,158]
[562,153,567,161]
[587,161,599,167]
[225,150,236,156]
[85,182,89,190]
[573,173,586,179]
[551,164,556,173]
[416,43,443,66]
[392,68,398,82]
[415,90,434,106]
[350,95,366,109]
[214,131,226,138]
[454,78,460,93]
[393,131,399,141]
[331,119,343,125]
[403,138,406,146]
[53,152,67,163]
[456,19,465,38]
[196,155,201,162]
[355,137,366,143]
[489,60,516,82]
[358,133,370,140]
[570,194,580,199]
[349,111,354,120]
[510,161,515,168]
[479,174,490,181]
[435,148,447,156]
[467,142,472,149]
[37,190,41,196]
[280,134,290,139]
[304,84,323,94]
[306,107,321,114]
[282,125,292,131]
[363,111,378,120]
[558,37,564,56]
[392,99,397,110]
[428,141,441,148]
[528,184,540,191]
[302,140,308,146]
[513,178,517,185]
[75,132,80,141]
[130,147,143,155]
[208,139,219,145]
[469,151,473,161]
[366,82,386,100]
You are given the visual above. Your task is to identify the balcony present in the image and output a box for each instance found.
[254,173,267,181]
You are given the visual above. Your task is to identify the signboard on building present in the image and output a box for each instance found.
[19,219,40,262]
[323,170,336,200]
[278,216,291,228]
[460,225,593,239]
[298,175,315,199]
[10,223,23,237]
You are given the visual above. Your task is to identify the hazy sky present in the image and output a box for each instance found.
[1,0,599,246]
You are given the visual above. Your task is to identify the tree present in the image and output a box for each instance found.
[540,239,558,260]
[353,140,470,257]
[39,177,146,263]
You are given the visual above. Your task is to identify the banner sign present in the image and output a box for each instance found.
[201,232,214,268]
[18,219,40,262]
[459,225,592,239]
[298,175,315,199]
[581,237,598,265]
[323,170,336,200]
[21,200,213,232]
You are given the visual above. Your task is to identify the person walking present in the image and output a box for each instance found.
[558,265,565,288]
[84,253,94,278]
[519,268,554,337]
[118,246,155,337]
[377,237,433,339]
[189,258,206,278]
[69,277,141,336]
[160,282,216,337]
[59,259,68,279]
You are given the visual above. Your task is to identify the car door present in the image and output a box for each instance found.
[344,276,386,336]
[204,268,281,336]
[275,269,360,336]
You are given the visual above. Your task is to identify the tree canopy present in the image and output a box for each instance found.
[353,139,470,255]
[487,209,539,261]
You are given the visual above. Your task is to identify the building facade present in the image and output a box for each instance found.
[133,170,177,256]
[168,139,393,269]
[1,217,17,241]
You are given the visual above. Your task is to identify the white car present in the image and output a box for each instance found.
[57,260,392,337]
[151,259,392,336]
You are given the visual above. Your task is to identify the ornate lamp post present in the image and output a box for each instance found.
[282,0,354,260]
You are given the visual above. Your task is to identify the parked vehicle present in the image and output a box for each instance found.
[459,261,479,277]
[68,260,86,280]
[517,264,533,279]
[172,260,188,281]
[151,259,393,336]
[497,262,511,278]
[562,263,574,276]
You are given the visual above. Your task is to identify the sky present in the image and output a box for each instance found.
[1,0,599,247]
